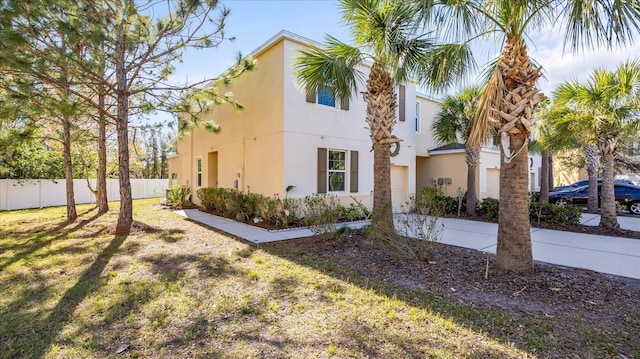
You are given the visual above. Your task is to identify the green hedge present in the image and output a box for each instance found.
[422,193,582,225]
[196,188,370,230]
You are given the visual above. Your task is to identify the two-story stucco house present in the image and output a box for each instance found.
[168,30,541,211]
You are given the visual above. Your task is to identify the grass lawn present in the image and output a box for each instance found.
[0,199,635,358]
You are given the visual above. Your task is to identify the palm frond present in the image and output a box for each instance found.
[468,65,503,149]
[419,42,476,92]
[294,37,365,102]
[561,0,640,52]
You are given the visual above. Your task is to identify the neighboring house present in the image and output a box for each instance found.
[415,93,542,199]
[168,30,542,211]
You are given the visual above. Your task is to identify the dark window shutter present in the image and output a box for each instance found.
[399,85,406,121]
[317,148,327,193]
[306,88,317,103]
[340,97,349,110]
[350,151,358,193]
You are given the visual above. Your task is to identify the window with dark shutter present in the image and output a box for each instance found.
[317,148,327,193]
[399,85,406,121]
[340,97,349,110]
[350,151,358,193]
[306,88,317,103]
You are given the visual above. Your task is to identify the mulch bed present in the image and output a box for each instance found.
[264,233,640,357]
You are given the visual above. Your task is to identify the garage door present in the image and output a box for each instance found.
[390,166,408,212]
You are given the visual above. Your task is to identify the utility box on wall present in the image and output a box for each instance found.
[445,177,452,184]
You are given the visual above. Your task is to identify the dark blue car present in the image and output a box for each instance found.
[552,179,635,192]
[549,183,640,215]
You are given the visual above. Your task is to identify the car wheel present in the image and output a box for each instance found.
[628,202,640,215]
[555,197,569,206]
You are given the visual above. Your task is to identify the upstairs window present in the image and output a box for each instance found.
[317,86,336,107]
[306,87,348,110]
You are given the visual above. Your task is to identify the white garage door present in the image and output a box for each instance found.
[390,166,408,212]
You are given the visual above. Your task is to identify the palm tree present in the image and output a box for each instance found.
[417,0,640,273]
[552,61,640,229]
[528,108,554,204]
[546,105,601,212]
[295,0,472,236]
[432,86,483,215]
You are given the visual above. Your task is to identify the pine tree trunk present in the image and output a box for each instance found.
[115,21,133,233]
[585,144,600,214]
[97,90,109,214]
[598,136,619,229]
[465,146,479,215]
[63,117,77,222]
[539,151,549,203]
[496,136,533,272]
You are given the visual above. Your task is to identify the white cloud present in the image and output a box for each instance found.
[530,40,640,95]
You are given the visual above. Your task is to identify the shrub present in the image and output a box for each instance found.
[416,188,462,216]
[373,192,444,261]
[529,202,581,225]
[167,185,192,208]
[478,197,500,222]
[303,194,341,238]
[339,203,370,222]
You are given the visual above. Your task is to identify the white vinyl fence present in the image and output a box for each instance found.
[0,179,169,211]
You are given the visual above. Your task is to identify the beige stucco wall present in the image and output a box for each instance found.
[415,95,442,156]
[416,152,471,197]
[552,149,585,186]
[171,39,286,204]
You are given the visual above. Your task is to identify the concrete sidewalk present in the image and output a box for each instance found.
[175,209,640,280]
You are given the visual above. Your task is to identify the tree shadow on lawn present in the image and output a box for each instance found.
[1,231,128,358]
[0,211,106,272]
[257,238,551,357]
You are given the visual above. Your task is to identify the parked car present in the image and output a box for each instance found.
[552,179,635,192]
[548,183,640,214]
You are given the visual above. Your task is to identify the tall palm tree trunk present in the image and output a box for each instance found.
[372,142,393,232]
[598,135,619,228]
[363,62,396,235]
[473,35,542,273]
[464,147,479,215]
[539,150,549,203]
[496,136,533,272]
[585,144,600,214]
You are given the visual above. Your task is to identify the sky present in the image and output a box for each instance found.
[173,0,640,99]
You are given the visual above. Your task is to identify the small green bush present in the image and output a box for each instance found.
[167,185,192,208]
[478,197,500,222]
[303,194,341,238]
[339,203,370,222]
[529,202,581,225]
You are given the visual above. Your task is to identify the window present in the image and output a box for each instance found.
[398,85,406,121]
[306,87,349,110]
[196,158,202,187]
[317,86,336,107]
[415,101,420,133]
[171,173,178,186]
[328,150,346,192]
[318,148,358,194]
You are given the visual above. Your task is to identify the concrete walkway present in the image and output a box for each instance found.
[175,209,640,280]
